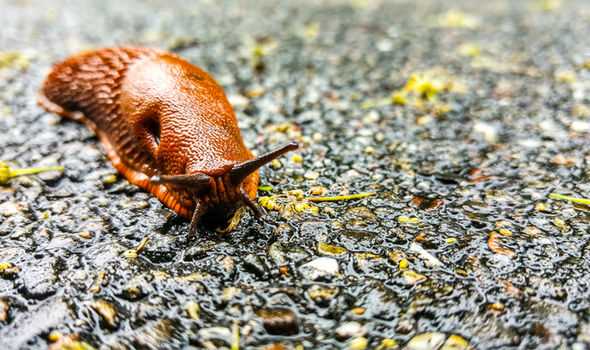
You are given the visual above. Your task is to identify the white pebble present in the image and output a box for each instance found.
[335,321,366,339]
[299,257,339,280]
[571,120,590,132]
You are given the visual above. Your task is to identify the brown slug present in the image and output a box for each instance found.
[38,47,298,236]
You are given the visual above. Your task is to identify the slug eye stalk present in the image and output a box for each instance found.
[229,141,299,186]
[149,141,299,190]
[150,173,212,191]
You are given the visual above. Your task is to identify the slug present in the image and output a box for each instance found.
[38,47,298,236]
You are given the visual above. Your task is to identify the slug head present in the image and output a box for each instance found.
[151,141,298,235]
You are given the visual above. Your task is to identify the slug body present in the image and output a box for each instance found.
[39,47,297,235]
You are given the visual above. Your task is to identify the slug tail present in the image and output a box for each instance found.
[38,47,194,221]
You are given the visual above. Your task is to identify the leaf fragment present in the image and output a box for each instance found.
[487,232,515,257]
[549,193,590,206]
[0,161,64,185]
[307,192,375,202]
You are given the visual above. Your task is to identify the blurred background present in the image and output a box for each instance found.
[1,0,590,349]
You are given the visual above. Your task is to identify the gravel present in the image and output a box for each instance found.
[1,0,590,349]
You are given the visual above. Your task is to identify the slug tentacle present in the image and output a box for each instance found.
[230,142,299,186]
[189,200,205,237]
[241,187,263,219]
[150,173,212,190]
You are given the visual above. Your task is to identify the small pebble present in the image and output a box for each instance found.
[405,332,446,350]
[441,334,471,350]
[403,270,427,285]
[198,327,232,343]
[335,321,366,340]
[102,174,118,185]
[270,159,282,169]
[304,170,320,180]
[348,337,368,350]
[0,298,9,321]
[0,201,21,216]
[185,301,200,320]
[473,121,498,143]
[79,231,93,239]
[299,257,339,280]
[309,186,327,196]
[571,120,590,132]
[91,299,119,329]
[257,308,299,335]
[307,285,339,305]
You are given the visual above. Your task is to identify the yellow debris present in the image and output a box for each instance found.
[536,0,562,11]
[487,232,515,257]
[349,337,368,350]
[270,159,282,169]
[216,207,245,234]
[122,237,150,259]
[376,338,398,350]
[552,218,569,232]
[0,161,64,185]
[555,70,576,84]
[397,216,421,224]
[231,321,240,350]
[185,301,200,320]
[391,91,408,105]
[441,334,471,350]
[446,237,458,245]
[549,193,590,206]
[458,43,481,57]
[291,154,303,164]
[90,299,118,329]
[435,10,479,29]
[404,74,445,101]
[0,262,19,276]
[303,22,320,40]
[308,192,375,202]
[0,51,30,70]
[498,228,513,237]
[288,189,305,200]
[318,242,348,256]
[398,258,410,270]
[310,186,328,196]
[403,270,427,285]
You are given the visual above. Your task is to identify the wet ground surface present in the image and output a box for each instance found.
[1,0,590,349]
